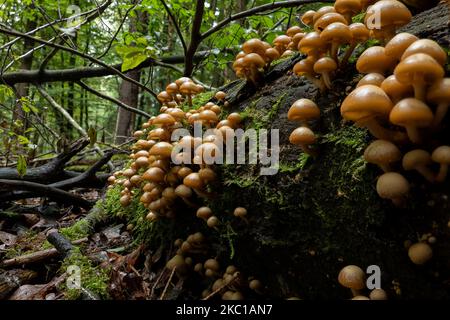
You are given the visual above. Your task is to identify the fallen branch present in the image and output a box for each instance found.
[0,179,92,208]
[0,238,88,268]
[0,269,38,300]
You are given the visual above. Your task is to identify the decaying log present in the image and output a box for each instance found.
[47,231,74,259]
[0,269,37,300]
[0,238,88,268]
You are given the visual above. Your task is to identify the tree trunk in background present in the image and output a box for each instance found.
[13,5,37,135]
[114,11,147,144]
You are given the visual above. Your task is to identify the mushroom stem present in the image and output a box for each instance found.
[305,75,326,92]
[181,196,197,208]
[432,103,449,127]
[330,43,339,64]
[343,13,353,25]
[405,125,422,144]
[187,95,193,107]
[350,288,361,297]
[379,164,392,173]
[436,164,448,182]
[359,118,408,144]
[416,166,436,183]
[194,188,214,199]
[412,81,426,101]
[391,197,405,207]
[321,72,333,89]
[340,42,357,67]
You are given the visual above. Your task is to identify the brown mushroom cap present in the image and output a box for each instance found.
[394,53,444,100]
[289,127,316,146]
[385,32,419,60]
[334,0,362,23]
[376,172,410,204]
[293,58,315,76]
[243,52,265,69]
[197,206,213,220]
[298,32,328,58]
[338,265,366,291]
[365,0,412,42]
[175,184,192,198]
[242,38,266,57]
[265,47,280,62]
[357,73,385,87]
[356,46,396,75]
[431,145,450,182]
[389,98,434,143]
[369,289,388,300]
[364,139,401,172]
[157,91,173,104]
[301,10,316,26]
[313,6,336,25]
[142,167,165,183]
[149,141,173,158]
[401,39,447,66]
[380,75,414,103]
[314,12,348,32]
[341,85,393,122]
[320,22,352,61]
[349,22,370,42]
[183,172,204,189]
[180,81,199,95]
[408,242,433,265]
[153,113,176,127]
[215,91,226,101]
[286,26,303,37]
[234,207,247,218]
[288,98,321,124]
[402,149,435,182]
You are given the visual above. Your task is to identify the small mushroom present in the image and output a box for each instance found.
[338,265,366,297]
[298,32,328,60]
[196,206,213,220]
[376,172,410,206]
[363,139,401,172]
[312,6,336,25]
[287,98,321,127]
[334,0,362,24]
[408,242,433,265]
[384,32,419,61]
[401,39,447,66]
[394,53,444,101]
[341,85,406,143]
[341,23,370,66]
[369,288,388,300]
[427,78,450,127]
[402,149,435,182]
[357,73,385,88]
[314,12,348,33]
[293,58,324,90]
[356,46,396,75]
[380,75,414,104]
[215,91,226,101]
[301,10,316,27]
[389,98,434,144]
[180,81,199,107]
[233,207,248,223]
[289,127,317,156]
[431,146,450,182]
[313,57,338,89]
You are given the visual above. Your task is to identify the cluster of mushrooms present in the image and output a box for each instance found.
[287,98,321,156]
[108,77,247,223]
[165,232,263,300]
[338,265,388,300]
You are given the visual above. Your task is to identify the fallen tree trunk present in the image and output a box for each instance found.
[0,269,37,300]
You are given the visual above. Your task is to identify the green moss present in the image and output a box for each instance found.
[244,93,286,131]
[279,153,311,173]
[60,248,110,300]
[191,91,214,108]
[59,219,92,241]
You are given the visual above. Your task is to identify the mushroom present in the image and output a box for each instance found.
[207,216,219,229]
[293,58,324,90]
[427,78,450,127]
[242,38,266,57]
[380,75,414,104]
[394,53,444,101]
[341,23,370,66]
[408,242,433,265]
[402,149,435,182]
[215,91,226,101]
[196,206,213,220]
[376,172,410,206]
[301,10,316,27]
[364,0,412,43]
[384,33,419,61]
[389,98,434,144]
[298,32,328,61]
[286,26,303,38]
[313,57,338,89]
[363,139,401,172]
[157,91,173,105]
[356,46,396,75]
[338,265,366,297]
[180,81,199,107]
[287,98,321,127]
[273,35,292,55]
[312,6,336,25]
[334,0,362,24]
[264,48,280,69]
[233,207,248,223]
[401,39,447,66]
[166,82,180,103]
[340,85,406,143]
[320,22,352,63]
[314,12,348,33]
[431,146,450,182]
[369,288,388,300]
[242,53,266,86]
[357,73,385,87]
[289,127,317,156]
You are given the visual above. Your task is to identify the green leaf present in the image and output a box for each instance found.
[121,53,148,72]
[88,126,97,147]
[17,135,31,145]
[17,155,27,178]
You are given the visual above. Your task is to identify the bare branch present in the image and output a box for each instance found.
[76,80,152,118]
[184,0,205,76]
[160,0,187,54]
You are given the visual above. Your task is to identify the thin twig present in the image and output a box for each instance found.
[160,0,187,54]
[159,267,176,300]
